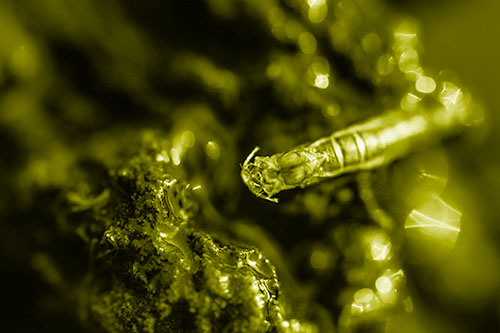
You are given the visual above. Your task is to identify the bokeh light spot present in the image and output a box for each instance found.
[375,276,392,293]
[298,32,317,54]
[310,249,328,269]
[314,74,329,89]
[416,76,436,94]
[205,140,221,160]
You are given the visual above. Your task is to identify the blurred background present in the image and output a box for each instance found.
[1,0,500,332]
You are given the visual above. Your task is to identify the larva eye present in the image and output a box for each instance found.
[279,151,303,169]
[281,165,306,185]
[278,151,308,185]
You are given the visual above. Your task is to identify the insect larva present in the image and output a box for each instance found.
[241,92,475,202]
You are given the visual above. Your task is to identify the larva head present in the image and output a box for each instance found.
[240,147,282,203]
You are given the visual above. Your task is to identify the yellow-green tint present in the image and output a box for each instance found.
[176,55,240,107]
[408,115,428,135]
[311,56,330,75]
[307,0,328,24]
[439,81,464,110]
[308,56,331,89]
[334,0,358,21]
[218,274,229,292]
[375,276,392,293]
[400,92,422,111]
[9,44,39,78]
[404,66,424,82]
[376,53,395,76]
[298,32,317,54]
[307,0,325,7]
[32,253,63,287]
[285,20,303,40]
[394,150,450,212]
[380,269,404,296]
[385,312,433,333]
[368,232,392,261]
[205,140,221,160]
[205,0,235,18]
[267,7,285,25]
[351,288,378,313]
[439,231,500,304]
[0,4,32,57]
[284,319,310,332]
[398,49,420,73]
[354,288,374,303]
[266,62,282,79]
[251,279,266,308]
[155,221,180,243]
[361,33,381,54]
[156,151,170,163]
[170,148,181,165]
[168,130,196,166]
[394,21,419,47]
[268,7,286,39]
[271,25,285,40]
[336,187,353,203]
[406,204,461,233]
[403,297,413,312]
[329,22,349,51]
[181,130,195,148]
[323,104,341,117]
[405,194,461,262]
[310,249,328,269]
[416,76,436,94]
[314,74,329,89]
[0,91,71,190]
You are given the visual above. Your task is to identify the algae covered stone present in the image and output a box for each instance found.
[62,132,312,332]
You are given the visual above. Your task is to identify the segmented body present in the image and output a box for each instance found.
[241,101,471,202]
